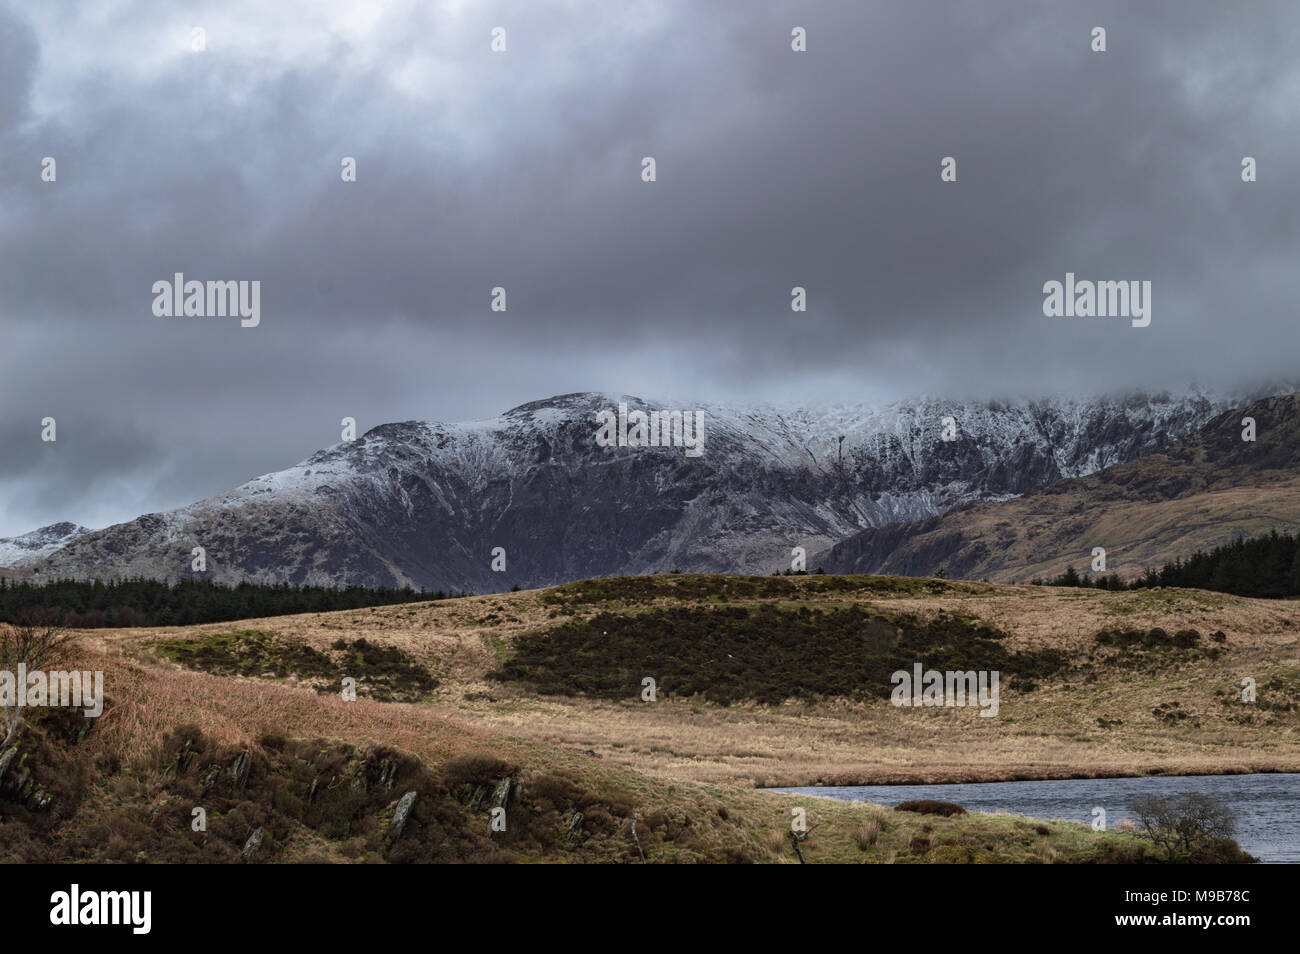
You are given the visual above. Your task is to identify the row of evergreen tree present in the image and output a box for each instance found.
[1036,530,1300,598]
[0,576,468,628]
[7,528,1294,626]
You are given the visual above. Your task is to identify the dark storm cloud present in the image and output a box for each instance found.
[1,0,1298,534]
[0,10,36,133]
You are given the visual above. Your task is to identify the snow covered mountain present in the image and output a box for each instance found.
[14,390,1254,591]
[817,391,1300,582]
[0,522,92,568]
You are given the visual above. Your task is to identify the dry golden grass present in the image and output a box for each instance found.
[85,575,1300,791]
[51,633,1157,863]
[854,818,881,850]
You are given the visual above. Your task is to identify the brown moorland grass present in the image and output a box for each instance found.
[1,641,1161,863]
[94,574,1300,790]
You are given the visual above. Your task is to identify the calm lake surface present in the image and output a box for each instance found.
[772,773,1300,863]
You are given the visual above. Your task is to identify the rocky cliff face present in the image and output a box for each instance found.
[14,390,1244,591]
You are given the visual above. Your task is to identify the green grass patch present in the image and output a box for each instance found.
[540,573,951,609]
[490,604,1068,705]
[1080,627,1225,676]
[154,630,438,702]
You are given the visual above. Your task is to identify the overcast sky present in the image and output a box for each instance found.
[1,0,1298,535]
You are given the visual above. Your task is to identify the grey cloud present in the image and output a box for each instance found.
[1,0,1298,533]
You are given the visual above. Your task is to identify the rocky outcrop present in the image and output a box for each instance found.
[388,791,417,841]
[0,744,54,810]
[240,826,265,861]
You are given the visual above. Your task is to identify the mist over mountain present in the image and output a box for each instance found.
[7,388,1261,592]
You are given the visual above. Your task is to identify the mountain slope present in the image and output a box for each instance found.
[0,522,91,567]
[17,390,1250,591]
[818,392,1300,581]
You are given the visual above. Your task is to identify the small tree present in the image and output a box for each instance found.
[1128,792,1237,861]
[0,609,75,748]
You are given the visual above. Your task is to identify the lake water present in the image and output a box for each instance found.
[772,773,1300,863]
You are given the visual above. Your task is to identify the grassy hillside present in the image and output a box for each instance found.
[109,573,1300,787]
[6,572,1293,863]
[0,656,1164,864]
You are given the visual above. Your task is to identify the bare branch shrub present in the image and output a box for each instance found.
[0,608,76,747]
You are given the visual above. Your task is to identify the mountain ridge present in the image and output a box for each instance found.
[8,388,1276,591]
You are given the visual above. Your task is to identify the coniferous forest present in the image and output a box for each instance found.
[0,576,465,627]
[1039,530,1300,598]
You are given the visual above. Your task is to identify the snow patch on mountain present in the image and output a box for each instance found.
[0,522,93,567]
